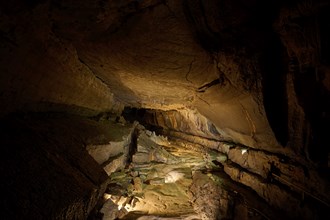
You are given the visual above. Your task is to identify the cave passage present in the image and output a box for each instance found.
[86,113,284,220]
[1,0,330,219]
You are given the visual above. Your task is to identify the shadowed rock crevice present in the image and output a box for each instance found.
[260,35,289,147]
[197,78,220,93]
[293,64,330,165]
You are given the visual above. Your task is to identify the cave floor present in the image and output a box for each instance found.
[2,113,328,219]
[96,126,284,220]
[107,169,284,220]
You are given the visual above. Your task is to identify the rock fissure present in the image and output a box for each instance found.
[196,78,220,93]
[185,57,195,84]
[77,57,112,91]
[239,102,257,141]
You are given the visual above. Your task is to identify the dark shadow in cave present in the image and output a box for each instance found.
[121,107,163,135]
[293,65,330,169]
[260,34,289,147]
[126,126,138,166]
[121,107,146,124]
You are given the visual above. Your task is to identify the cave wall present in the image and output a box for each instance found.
[0,2,119,117]
[275,0,330,165]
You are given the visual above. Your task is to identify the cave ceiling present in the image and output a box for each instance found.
[1,0,330,153]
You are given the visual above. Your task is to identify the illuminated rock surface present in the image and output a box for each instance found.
[88,124,282,219]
